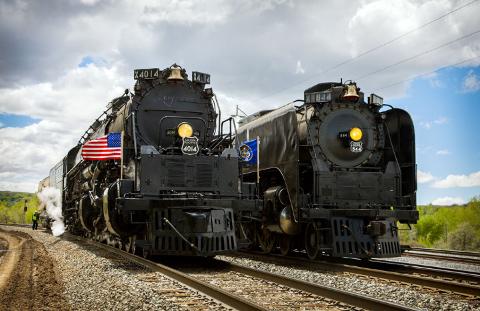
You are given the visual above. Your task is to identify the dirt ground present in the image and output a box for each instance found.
[0,228,71,311]
[0,238,7,257]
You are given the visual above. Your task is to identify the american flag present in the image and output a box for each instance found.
[81,132,122,161]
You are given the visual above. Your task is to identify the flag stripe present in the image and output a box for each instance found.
[81,149,122,152]
[83,157,122,160]
[81,152,122,155]
[81,132,122,161]
[81,147,122,151]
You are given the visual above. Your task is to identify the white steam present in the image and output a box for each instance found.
[37,187,65,236]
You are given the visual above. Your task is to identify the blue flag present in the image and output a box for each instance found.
[239,139,257,165]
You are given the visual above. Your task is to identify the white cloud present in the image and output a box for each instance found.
[141,1,233,26]
[215,91,259,120]
[420,121,432,129]
[0,179,38,193]
[0,65,126,122]
[431,196,466,206]
[436,149,451,155]
[432,171,480,188]
[0,64,128,192]
[1,0,479,96]
[419,116,448,129]
[434,117,448,125]
[80,0,102,5]
[347,0,480,93]
[417,145,433,155]
[462,70,480,93]
[423,72,444,88]
[141,0,292,26]
[0,0,480,192]
[295,60,305,74]
[417,170,434,183]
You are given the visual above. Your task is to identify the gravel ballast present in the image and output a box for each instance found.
[3,225,478,311]
[1,226,231,311]
[218,254,480,311]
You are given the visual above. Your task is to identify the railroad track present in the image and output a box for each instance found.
[70,234,419,311]
[179,257,423,311]
[3,224,474,309]
[364,259,480,284]
[0,223,418,311]
[406,247,480,258]
[402,248,480,265]
[235,251,480,298]
[64,233,267,311]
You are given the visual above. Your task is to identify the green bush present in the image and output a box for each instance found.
[448,223,480,251]
[400,196,480,250]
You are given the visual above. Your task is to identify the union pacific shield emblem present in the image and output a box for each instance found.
[181,137,199,155]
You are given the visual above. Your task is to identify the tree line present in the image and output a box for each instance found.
[0,191,39,224]
[1,191,479,251]
[399,196,480,251]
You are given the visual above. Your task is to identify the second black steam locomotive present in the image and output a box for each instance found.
[44,64,256,257]
[235,81,419,259]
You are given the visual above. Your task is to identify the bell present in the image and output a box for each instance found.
[167,64,184,81]
[344,83,359,101]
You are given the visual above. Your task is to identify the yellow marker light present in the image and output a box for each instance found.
[349,127,363,141]
[177,122,193,138]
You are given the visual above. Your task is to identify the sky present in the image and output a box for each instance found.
[0,0,479,205]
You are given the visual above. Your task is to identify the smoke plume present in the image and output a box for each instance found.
[37,187,65,236]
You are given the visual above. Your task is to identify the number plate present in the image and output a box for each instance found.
[181,137,199,155]
[166,128,176,136]
[192,71,210,84]
[134,68,160,80]
[350,141,363,153]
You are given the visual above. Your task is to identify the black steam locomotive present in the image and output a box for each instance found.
[45,64,255,257]
[236,81,418,259]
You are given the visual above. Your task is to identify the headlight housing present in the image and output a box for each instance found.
[177,122,193,138]
[349,127,363,141]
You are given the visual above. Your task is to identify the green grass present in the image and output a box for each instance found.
[0,191,40,224]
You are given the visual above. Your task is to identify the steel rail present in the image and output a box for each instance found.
[407,247,480,258]
[330,262,480,297]
[0,224,267,311]
[403,251,480,265]
[237,251,480,297]
[4,224,477,307]
[64,234,268,311]
[219,259,419,311]
[331,262,480,297]
[366,259,480,283]
[70,231,415,310]
[7,224,414,311]
[72,233,416,310]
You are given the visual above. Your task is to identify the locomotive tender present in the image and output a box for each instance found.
[236,81,419,259]
[45,64,255,257]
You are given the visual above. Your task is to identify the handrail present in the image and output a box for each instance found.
[210,117,237,151]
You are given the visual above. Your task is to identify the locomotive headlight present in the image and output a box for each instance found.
[177,122,193,138]
[349,127,363,141]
